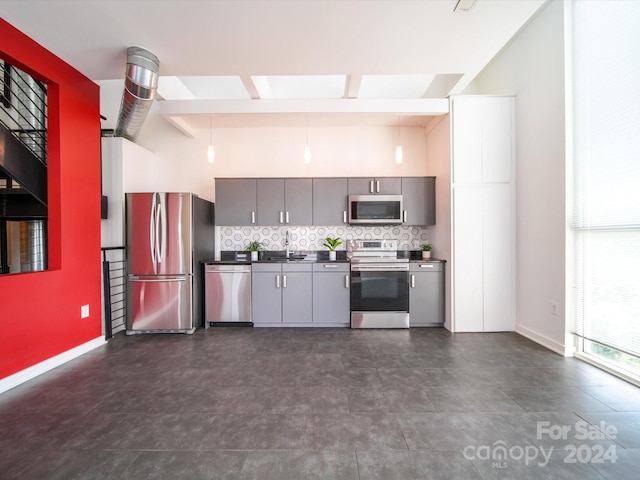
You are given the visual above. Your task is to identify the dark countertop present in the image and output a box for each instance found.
[203,250,445,265]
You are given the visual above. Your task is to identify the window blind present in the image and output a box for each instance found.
[572,0,640,373]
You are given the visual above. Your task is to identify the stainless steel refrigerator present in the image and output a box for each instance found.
[125,192,214,334]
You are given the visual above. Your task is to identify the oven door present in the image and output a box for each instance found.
[350,264,409,312]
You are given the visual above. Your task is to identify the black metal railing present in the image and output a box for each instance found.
[0,60,48,165]
[102,247,127,338]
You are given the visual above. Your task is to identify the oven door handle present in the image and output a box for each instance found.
[351,265,410,272]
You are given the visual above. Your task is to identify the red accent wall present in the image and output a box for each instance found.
[0,19,103,379]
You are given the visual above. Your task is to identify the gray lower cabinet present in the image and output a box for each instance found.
[312,178,348,225]
[252,263,312,325]
[409,262,445,326]
[215,178,257,226]
[312,263,350,325]
[402,176,436,226]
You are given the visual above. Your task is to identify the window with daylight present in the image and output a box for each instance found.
[571,1,640,380]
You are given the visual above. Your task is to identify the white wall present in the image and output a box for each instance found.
[465,1,567,354]
[424,116,452,329]
[100,81,433,205]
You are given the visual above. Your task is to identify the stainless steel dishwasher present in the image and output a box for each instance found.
[204,264,252,327]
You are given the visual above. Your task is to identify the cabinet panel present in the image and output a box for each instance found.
[482,97,514,184]
[257,178,285,226]
[313,265,350,325]
[452,186,484,332]
[285,178,313,226]
[215,178,257,226]
[409,263,444,326]
[482,185,514,331]
[452,98,483,184]
[312,178,348,225]
[348,177,402,195]
[251,271,282,324]
[282,272,313,324]
[402,177,435,225]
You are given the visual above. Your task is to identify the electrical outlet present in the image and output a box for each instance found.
[551,302,559,316]
[81,304,90,318]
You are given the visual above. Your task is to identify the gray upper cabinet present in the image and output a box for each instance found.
[312,178,348,225]
[285,178,313,226]
[257,179,285,226]
[257,178,312,226]
[215,178,257,226]
[402,177,436,225]
[348,177,402,195]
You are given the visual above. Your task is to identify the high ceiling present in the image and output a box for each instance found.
[0,0,547,131]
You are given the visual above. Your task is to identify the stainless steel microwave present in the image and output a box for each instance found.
[348,195,403,224]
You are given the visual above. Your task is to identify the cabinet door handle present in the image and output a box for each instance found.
[376,180,380,193]
[251,211,256,224]
[279,211,284,224]
[343,211,347,223]
[345,274,350,288]
[410,274,415,288]
[403,210,407,222]
[283,274,287,288]
[369,180,374,193]
[276,274,280,288]
[285,211,290,224]
[420,264,434,268]
[324,264,338,269]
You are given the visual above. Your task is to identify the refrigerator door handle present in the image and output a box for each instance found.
[149,194,157,273]
[129,276,186,283]
[157,193,167,265]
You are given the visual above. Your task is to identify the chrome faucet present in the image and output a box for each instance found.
[284,230,290,258]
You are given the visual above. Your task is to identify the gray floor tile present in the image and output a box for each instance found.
[308,367,382,387]
[121,450,247,480]
[191,387,268,414]
[576,412,640,448]
[471,453,608,480]
[500,386,616,413]
[200,414,306,450]
[240,451,358,480]
[578,383,640,411]
[377,367,459,387]
[262,387,350,414]
[397,412,509,450]
[589,448,640,480]
[303,413,407,450]
[347,386,436,413]
[356,450,482,480]
[428,386,526,413]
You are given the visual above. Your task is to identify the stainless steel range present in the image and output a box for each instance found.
[348,239,410,329]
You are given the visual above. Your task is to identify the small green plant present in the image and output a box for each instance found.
[244,240,264,252]
[419,243,432,252]
[323,237,343,251]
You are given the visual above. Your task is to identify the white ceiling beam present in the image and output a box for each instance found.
[159,98,449,116]
[422,74,464,98]
[250,75,273,99]
[344,74,362,99]
[162,115,197,138]
[239,75,261,99]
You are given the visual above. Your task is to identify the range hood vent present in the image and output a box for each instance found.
[114,46,159,142]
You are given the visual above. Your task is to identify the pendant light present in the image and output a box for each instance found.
[395,116,403,164]
[207,117,215,164]
[304,115,311,164]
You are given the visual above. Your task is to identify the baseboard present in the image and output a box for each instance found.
[515,325,568,356]
[0,336,106,394]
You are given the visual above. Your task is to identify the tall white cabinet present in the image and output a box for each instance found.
[451,96,515,332]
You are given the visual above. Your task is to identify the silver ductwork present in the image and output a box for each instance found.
[114,46,159,142]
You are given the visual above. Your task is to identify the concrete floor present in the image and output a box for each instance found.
[1,327,640,479]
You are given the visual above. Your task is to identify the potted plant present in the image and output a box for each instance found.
[323,237,343,261]
[245,240,264,261]
[419,243,432,260]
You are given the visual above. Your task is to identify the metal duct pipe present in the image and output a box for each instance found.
[114,46,159,142]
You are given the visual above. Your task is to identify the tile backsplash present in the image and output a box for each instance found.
[218,225,430,252]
